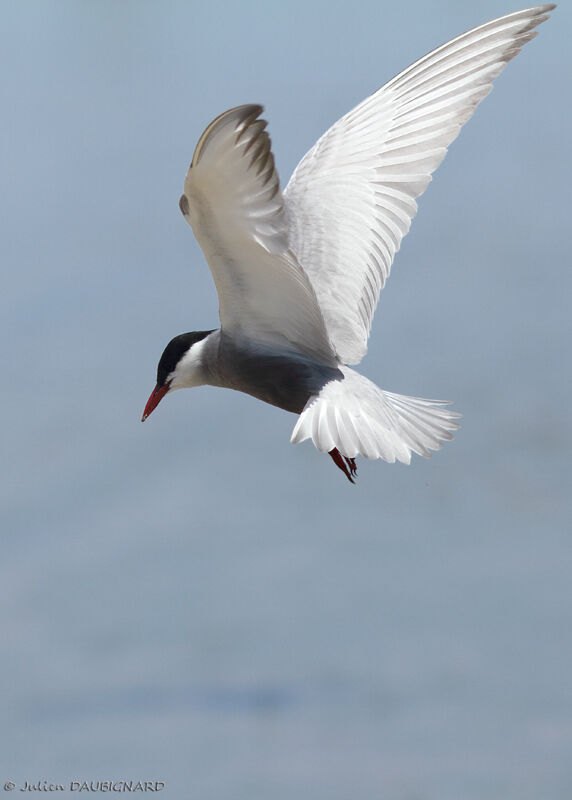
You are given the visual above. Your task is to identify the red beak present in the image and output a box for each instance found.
[141,383,170,422]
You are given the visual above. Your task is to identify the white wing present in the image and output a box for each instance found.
[284,5,554,365]
[180,105,336,365]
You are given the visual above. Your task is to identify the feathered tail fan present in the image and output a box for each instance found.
[291,367,461,464]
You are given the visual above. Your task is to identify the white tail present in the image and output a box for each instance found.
[290,367,461,464]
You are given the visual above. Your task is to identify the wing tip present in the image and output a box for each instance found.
[191,104,265,168]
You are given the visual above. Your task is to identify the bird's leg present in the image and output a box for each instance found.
[344,455,358,480]
[328,448,357,484]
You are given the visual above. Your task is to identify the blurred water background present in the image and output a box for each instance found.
[1,1,571,798]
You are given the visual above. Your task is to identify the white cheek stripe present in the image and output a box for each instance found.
[169,336,209,389]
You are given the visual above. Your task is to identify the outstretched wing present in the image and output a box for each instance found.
[180,105,336,365]
[284,5,554,365]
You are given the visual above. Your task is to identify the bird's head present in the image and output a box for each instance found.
[141,330,215,421]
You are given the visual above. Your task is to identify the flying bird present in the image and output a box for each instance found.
[142,5,554,483]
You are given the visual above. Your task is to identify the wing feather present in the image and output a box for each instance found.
[284,5,554,364]
[181,105,335,364]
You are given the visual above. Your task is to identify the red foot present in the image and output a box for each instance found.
[328,448,358,484]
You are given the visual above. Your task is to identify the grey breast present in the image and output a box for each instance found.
[216,335,343,415]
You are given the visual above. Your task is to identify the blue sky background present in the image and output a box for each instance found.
[1,2,571,798]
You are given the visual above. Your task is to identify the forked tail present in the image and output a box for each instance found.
[291,367,461,480]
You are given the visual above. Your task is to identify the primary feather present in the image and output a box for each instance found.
[284,5,555,364]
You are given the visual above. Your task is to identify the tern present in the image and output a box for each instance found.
[142,5,554,482]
